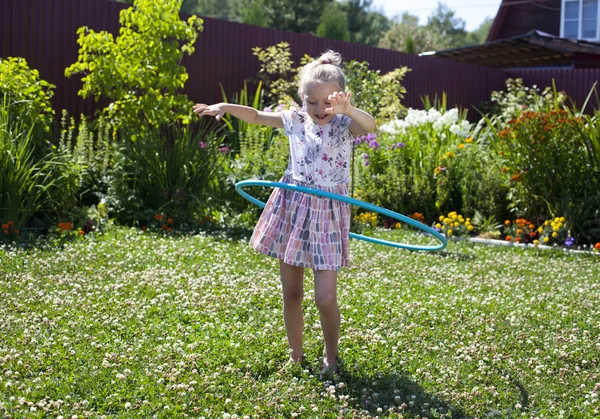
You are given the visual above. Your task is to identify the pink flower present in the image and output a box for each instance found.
[199,141,206,149]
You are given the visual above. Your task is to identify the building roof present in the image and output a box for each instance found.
[421,30,600,69]
[487,0,561,42]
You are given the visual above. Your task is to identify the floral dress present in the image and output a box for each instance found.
[250,108,355,271]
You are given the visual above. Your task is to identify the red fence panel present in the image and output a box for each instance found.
[2,0,598,122]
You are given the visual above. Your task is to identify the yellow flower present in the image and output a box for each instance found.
[465,137,473,143]
[544,220,549,226]
[544,237,549,243]
[447,230,453,236]
[552,232,558,238]
[467,225,474,231]
[435,223,441,229]
[537,226,543,233]
[458,215,464,222]
[454,222,459,227]
[560,217,565,223]
[395,222,401,229]
[458,143,465,150]
[439,215,444,222]
[533,239,539,246]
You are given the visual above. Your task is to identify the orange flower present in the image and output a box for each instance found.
[465,137,473,143]
[516,229,523,235]
[515,237,521,243]
[14,229,19,235]
[504,220,511,226]
[79,230,85,235]
[2,230,8,235]
[505,235,512,241]
[458,143,465,150]
[154,214,163,221]
[7,221,14,228]
[529,232,537,238]
[162,225,168,230]
[595,242,600,250]
[167,218,174,225]
[1,224,8,230]
[65,222,73,230]
[167,227,173,232]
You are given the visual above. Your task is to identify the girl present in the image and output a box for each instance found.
[193,50,376,376]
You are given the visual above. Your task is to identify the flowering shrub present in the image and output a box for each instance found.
[537,217,570,246]
[489,110,591,240]
[503,218,537,244]
[356,107,477,221]
[354,212,378,228]
[1,221,20,243]
[435,211,473,238]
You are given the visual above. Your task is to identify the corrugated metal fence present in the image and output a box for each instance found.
[2,0,599,122]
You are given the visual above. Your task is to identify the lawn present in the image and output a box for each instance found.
[0,227,599,418]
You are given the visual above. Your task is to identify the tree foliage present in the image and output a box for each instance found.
[379,12,450,54]
[317,3,350,42]
[65,0,203,135]
[340,0,390,46]
[0,57,55,132]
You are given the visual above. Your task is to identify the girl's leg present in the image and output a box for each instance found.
[279,260,305,362]
[313,269,340,373]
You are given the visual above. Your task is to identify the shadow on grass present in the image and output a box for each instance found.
[336,361,469,418]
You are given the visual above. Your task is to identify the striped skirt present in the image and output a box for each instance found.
[250,174,351,271]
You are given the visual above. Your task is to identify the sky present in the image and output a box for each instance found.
[370,0,503,32]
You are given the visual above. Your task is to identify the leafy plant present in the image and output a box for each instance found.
[45,112,118,222]
[0,57,55,133]
[65,0,203,136]
[251,42,300,107]
[470,210,502,239]
[116,121,228,225]
[0,96,54,230]
[484,110,591,234]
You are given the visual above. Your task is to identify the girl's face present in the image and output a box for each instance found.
[302,81,340,126]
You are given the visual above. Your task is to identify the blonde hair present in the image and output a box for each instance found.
[297,50,346,97]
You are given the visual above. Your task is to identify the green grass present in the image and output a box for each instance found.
[0,227,599,418]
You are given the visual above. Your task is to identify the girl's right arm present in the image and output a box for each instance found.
[193,103,284,129]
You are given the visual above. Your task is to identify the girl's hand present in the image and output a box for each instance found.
[325,91,352,115]
[193,103,226,121]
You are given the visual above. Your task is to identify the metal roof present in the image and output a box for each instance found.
[422,30,600,69]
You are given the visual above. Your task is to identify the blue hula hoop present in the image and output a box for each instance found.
[235,180,447,252]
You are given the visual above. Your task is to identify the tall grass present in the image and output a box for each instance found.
[0,96,54,229]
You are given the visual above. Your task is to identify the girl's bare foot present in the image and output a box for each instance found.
[320,356,339,379]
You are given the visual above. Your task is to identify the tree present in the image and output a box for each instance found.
[317,3,350,42]
[65,0,203,135]
[379,12,450,53]
[264,0,334,34]
[426,2,468,48]
[465,17,493,45]
[181,0,232,20]
[340,0,390,46]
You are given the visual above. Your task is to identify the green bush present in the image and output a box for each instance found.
[65,0,203,136]
[113,121,229,226]
[0,97,54,233]
[357,107,475,222]
[0,57,55,132]
[44,112,119,224]
[485,109,596,241]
